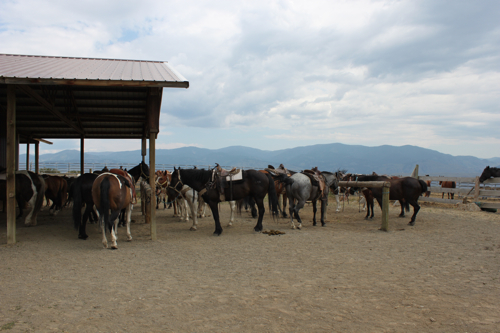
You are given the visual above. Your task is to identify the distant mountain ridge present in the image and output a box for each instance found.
[20,143,499,177]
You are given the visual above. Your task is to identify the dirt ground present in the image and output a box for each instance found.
[0,196,499,333]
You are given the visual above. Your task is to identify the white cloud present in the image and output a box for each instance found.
[1,0,499,158]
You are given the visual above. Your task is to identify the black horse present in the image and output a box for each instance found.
[355,175,428,226]
[71,173,99,240]
[479,166,500,183]
[170,167,279,235]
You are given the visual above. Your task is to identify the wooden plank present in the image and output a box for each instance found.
[149,132,157,241]
[477,202,500,209]
[478,190,500,197]
[419,176,476,183]
[338,181,391,188]
[419,197,462,204]
[381,186,390,231]
[6,85,16,244]
[427,187,473,195]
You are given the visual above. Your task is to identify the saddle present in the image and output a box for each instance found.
[213,163,243,201]
[303,167,327,198]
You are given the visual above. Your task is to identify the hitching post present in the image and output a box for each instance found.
[381,182,391,231]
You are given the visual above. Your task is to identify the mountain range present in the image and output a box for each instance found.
[20,143,500,177]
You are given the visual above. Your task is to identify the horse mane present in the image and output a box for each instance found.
[180,168,212,184]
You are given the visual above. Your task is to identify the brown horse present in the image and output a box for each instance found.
[355,175,427,225]
[44,175,68,215]
[439,181,456,199]
[92,173,133,249]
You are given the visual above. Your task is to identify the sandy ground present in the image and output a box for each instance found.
[0,196,499,333]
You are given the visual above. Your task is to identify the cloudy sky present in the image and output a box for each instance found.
[2,0,499,158]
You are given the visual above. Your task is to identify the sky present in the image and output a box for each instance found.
[1,0,499,158]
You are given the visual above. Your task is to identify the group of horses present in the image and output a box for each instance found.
[2,164,498,249]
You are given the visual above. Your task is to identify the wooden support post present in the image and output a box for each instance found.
[142,136,147,163]
[474,176,480,202]
[6,85,16,244]
[381,184,390,231]
[26,143,30,170]
[80,137,85,175]
[149,133,157,241]
[35,141,39,174]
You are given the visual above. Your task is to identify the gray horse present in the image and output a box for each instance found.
[276,171,337,229]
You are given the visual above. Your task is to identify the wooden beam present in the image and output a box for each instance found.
[35,141,39,174]
[26,143,30,170]
[149,132,157,241]
[80,137,85,175]
[6,85,16,244]
[15,84,85,135]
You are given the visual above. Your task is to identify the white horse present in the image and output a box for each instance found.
[174,185,236,231]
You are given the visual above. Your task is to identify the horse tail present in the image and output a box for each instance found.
[418,179,428,195]
[32,174,45,218]
[100,176,112,232]
[265,173,280,217]
[404,200,410,212]
[72,178,83,230]
[60,178,68,208]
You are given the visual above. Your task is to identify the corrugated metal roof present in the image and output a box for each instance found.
[0,54,188,88]
[0,54,189,142]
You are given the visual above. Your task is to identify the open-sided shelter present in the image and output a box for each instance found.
[0,54,189,244]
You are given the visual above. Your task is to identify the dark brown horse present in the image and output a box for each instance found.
[92,173,133,249]
[439,181,456,199]
[355,175,427,225]
[479,166,500,182]
[44,175,68,215]
[71,173,99,240]
[170,167,279,235]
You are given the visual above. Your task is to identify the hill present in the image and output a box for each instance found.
[20,143,499,176]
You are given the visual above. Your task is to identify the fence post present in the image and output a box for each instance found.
[381,183,390,231]
[474,176,480,202]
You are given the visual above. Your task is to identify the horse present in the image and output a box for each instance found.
[439,181,456,199]
[71,173,99,240]
[170,167,279,235]
[479,166,500,183]
[155,170,171,209]
[0,170,45,226]
[355,175,427,225]
[92,173,133,249]
[274,168,336,229]
[43,175,68,215]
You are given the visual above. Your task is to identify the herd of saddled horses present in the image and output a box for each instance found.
[1,164,498,249]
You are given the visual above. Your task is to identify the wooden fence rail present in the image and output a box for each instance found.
[418,176,500,210]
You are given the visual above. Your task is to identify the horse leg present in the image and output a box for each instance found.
[208,201,223,235]
[227,201,236,227]
[398,200,405,217]
[293,199,305,230]
[312,200,318,226]
[407,200,420,226]
[320,198,327,226]
[282,193,288,218]
[125,203,133,241]
[79,204,93,240]
[110,219,119,249]
[253,197,265,233]
[100,215,108,249]
[188,195,199,231]
[335,194,341,212]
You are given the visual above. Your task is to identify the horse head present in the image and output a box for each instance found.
[479,166,492,183]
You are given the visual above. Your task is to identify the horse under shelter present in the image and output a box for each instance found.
[0,53,189,244]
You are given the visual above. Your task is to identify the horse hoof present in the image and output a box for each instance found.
[190,227,197,231]
[321,223,326,227]
[213,230,222,236]
[78,234,88,240]
[111,246,118,250]
[408,221,415,226]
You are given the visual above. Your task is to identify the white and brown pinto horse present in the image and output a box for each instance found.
[92,173,133,249]
[0,170,46,226]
